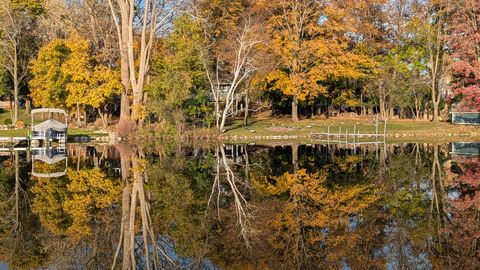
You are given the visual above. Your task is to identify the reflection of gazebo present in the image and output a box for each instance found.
[31,147,68,178]
[30,108,68,144]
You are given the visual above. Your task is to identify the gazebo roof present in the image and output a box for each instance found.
[32,119,67,132]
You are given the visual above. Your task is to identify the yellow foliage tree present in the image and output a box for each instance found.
[254,169,379,268]
[262,0,374,121]
[31,167,122,240]
[30,34,121,126]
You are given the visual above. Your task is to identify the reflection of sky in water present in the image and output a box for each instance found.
[383,244,432,270]
[157,235,219,270]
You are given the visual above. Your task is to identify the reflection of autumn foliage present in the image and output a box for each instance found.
[32,161,64,173]
[31,168,121,239]
[440,156,480,267]
[257,169,379,269]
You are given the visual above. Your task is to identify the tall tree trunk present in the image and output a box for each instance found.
[379,96,386,120]
[243,90,249,126]
[76,103,81,127]
[292,144,299,173]
[215,99,220,130]
[13,78,18,124]
[25,98,31,116]
[292,95,299,122]
[118,15,131,126]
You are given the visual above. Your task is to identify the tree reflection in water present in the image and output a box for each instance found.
[0,143,478,269]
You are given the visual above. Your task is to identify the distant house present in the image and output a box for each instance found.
[207,83,232,101]
[450,112,480,125]
[450,103,480,125]
[209,82,245,116]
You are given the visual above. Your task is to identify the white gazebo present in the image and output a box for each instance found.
[30,108,68,144]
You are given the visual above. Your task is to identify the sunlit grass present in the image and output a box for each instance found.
[224,117,480,139]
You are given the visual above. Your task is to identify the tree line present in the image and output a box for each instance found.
[0,0,479,132]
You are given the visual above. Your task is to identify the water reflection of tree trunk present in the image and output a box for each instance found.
[208,145,254,248]
[292,144,299,173]
[243,145,250,188]
[112,144,171,270]
[429,144,446,246]
[378,143,387,182]
[14,151,19,228]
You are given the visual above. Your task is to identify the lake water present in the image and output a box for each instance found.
[0,142,479,269]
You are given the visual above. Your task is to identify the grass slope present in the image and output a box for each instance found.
[224,117,480,142]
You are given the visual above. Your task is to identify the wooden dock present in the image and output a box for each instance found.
[0,137,29,151]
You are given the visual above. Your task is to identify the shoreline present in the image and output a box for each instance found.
[1,118,479,144]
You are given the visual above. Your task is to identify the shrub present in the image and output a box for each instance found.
[16,120,25,128]
[3,119,12,125]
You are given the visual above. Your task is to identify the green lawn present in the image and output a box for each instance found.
[0,128,105,138]
[223,117,480,142]
[0,109,107,138]
[0,108,31,125]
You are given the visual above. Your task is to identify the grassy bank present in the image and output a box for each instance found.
[0,108,108,138]
[223,117,480,143]
[0,128,106,138]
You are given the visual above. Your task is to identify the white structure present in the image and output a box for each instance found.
[30,108,68,144]
[450,112,480,125]
[31,147,68,178]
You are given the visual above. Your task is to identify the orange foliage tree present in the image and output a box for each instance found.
[262,0,374,121]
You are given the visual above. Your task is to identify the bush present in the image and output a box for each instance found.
[3,119,12,125]
[16,120,25,128]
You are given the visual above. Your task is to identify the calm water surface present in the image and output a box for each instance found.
[0,142,479,269]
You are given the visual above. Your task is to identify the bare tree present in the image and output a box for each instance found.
[112,145,176,270]
[416,1,449,122]
[207,145,255,247]
[0,1,32,123]
[199,16,261,132]
[107,0,183,129]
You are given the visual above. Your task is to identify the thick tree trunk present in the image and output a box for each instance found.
[118,17,131,126]
[432,96,440,122]
[292,96,299,122]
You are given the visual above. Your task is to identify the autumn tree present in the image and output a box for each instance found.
[29,34,121,126]
[194,0,264,131]
[446,0,480,112]
[107,0,183,129]
[31,167,121,239]
[254,169,378,268]
[263,0,373,122]
[0,0,40,123]
[148,14,212,130]
[412,0,449,121]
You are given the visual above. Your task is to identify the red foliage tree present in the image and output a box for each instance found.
[446,0,480,112]
[441,156,480,267]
